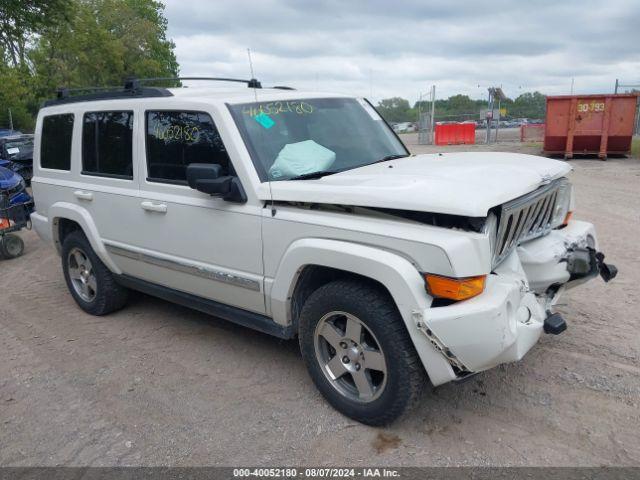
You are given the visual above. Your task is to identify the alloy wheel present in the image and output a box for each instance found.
[67,247,97,302]
[314,311,388,403]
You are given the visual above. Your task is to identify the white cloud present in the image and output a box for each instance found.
[163,0,640,104]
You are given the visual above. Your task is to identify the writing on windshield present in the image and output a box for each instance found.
[229,98,407,182]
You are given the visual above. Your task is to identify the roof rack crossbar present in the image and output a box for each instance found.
[56,85,129,99]
[135,76,262,89]
[45,74,279,107]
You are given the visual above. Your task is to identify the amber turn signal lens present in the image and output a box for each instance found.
[424,274,486,301]
[563,211,573,226]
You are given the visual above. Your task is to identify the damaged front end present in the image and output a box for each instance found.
[422,219,617,377]
[517,220,617,300]
[566,247,618,284]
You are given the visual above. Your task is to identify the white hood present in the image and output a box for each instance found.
[259,152,572,217]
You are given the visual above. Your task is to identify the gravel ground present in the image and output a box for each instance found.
[1,138,639,466]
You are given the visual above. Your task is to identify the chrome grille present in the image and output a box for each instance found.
[492,178,565,267]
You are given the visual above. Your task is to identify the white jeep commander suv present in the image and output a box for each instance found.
[31,77,616,425]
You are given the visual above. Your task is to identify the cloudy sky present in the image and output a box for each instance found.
[163,0,640,104]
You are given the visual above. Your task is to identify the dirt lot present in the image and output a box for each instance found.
[1,139,639,467]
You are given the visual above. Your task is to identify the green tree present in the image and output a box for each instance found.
[0,0,71,67]
[376,97,412,123]
[0,60,34,129]
[508,92,546,119]
[0,0,180,130]
[31,0,179,94]
[415,94,487,122]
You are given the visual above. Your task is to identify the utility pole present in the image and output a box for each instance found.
[429,85,436,145]
[485,87,506,144]
[485,89,493,144]
[8,108,13,131]
[495,96,501,142]
[417,92,422,137]
[614,78,619,94]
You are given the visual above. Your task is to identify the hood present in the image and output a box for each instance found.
[12,148,34,162]
[0,166,21,188]
[260,152,572,217]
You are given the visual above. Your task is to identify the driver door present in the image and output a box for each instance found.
[107,107,265,314]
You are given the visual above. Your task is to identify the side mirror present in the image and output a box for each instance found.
[186,163,247,203]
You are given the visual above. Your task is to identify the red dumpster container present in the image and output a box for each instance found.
[544,93,638,159]
[434,123,475,145]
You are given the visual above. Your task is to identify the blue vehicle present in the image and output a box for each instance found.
[0,165,33,259]
[0,134,33,185]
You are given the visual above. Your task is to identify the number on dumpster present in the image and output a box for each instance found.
[577,102,605,113]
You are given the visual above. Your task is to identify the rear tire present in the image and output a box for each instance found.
[61,230,128,315]
[298,279,426,426]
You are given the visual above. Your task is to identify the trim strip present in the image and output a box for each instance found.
[105,244,261,292]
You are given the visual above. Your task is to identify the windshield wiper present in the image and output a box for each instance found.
[286,154,409,181]
[287,169,341,181]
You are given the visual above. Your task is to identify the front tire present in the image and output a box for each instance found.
[61,230,128,315]
[298,279,426,426]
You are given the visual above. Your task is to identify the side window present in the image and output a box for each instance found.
[41,114,74,170]
[82,111,134,178]
[145,111,230,183]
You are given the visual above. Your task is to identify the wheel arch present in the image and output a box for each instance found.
[268,238,457,386]
[289,265,391,334]
[49,202,121,274]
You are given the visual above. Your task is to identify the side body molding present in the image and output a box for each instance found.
[48,202,121,274]
[268,238,457,386]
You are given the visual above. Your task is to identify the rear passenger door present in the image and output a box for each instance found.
[75,110,142,259]
[112,108,265,315]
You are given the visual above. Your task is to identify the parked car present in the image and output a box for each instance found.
[392,122,416,133]
[0,129,22,138]
[31,79,616,425]
[0,134,34,184]
[0,165,33,258]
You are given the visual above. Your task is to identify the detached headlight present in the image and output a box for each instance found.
[550,180,573,228]
[484,212,498,258]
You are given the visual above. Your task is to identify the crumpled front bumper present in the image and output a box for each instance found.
[422,220,616,374]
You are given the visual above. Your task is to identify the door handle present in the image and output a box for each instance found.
[74,190,93,201]
[141,200,167,213]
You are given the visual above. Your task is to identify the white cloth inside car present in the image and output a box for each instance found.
[269,140,336,179]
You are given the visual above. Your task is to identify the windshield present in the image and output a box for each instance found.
[228,97,408,181]
[3,138,33,157]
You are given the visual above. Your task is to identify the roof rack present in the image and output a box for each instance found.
[134,76,263,89]
[43,76,265,107]
[44,79,173,107]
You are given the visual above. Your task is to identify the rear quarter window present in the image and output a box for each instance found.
[41,114,74,170]
[82,111,134,179]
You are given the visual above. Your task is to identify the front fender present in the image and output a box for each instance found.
[48,202,121,274]
[268,238,457,386]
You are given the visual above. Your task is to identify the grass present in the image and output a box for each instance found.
[632,137,640,158]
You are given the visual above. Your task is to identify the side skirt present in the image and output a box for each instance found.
[115,274,295,340]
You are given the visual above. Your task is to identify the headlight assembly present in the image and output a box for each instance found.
[551,180,573,228]
[484,212,498,258]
